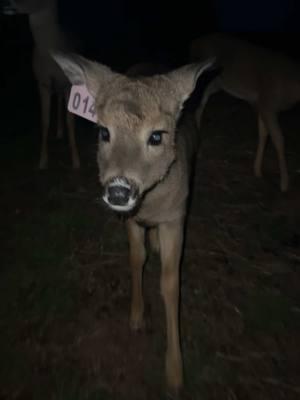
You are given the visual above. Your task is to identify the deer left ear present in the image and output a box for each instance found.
[52,52,119,98]
[167,58,215,107]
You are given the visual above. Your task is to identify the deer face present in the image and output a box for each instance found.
[53,54,214,213]
[95,78,178,213]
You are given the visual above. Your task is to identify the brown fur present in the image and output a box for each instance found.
[14,0,80,169]
[53,53,214,395]
[190,33,300,192]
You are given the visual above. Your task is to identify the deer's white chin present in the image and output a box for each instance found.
[102,194,137,212]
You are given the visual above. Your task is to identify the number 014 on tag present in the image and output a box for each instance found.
[68,85,97,123]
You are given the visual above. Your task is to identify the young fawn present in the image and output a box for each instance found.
[53,52,213,395]
[190,33,300,192]
[14,0,80,169]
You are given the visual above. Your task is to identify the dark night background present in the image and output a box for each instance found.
[2,0,300,69]
[60,0,300,66]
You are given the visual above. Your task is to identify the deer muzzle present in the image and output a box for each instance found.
[102,177,139,212]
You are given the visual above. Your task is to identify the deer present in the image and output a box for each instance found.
[189,32,300,192]
[53,52,214,396]
[14,0,80,169]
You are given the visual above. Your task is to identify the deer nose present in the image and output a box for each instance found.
[107,185,130,206]
[103,177,139,211]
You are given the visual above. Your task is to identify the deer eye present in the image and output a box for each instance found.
[99,126,110,142]
[148,130,165,146]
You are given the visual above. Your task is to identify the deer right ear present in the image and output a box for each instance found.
[166,58,216,112]
[52,52,118,98]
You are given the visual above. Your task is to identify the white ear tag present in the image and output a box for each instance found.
[68,85,97,123]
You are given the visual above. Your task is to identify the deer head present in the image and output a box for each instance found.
[53,53,213,213]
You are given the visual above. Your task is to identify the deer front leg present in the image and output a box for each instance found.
[254,113,269,178]
[38,83,51,169]
[149,227,160,254]
[66,110,80,168]
[127,219,146,331]
[159,219,184,395]
[64,92,80,169]
[57,93,64,139]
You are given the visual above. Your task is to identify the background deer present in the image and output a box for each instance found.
[14,0,80,169]
[53,52,213,396]
[189,33,300,192]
